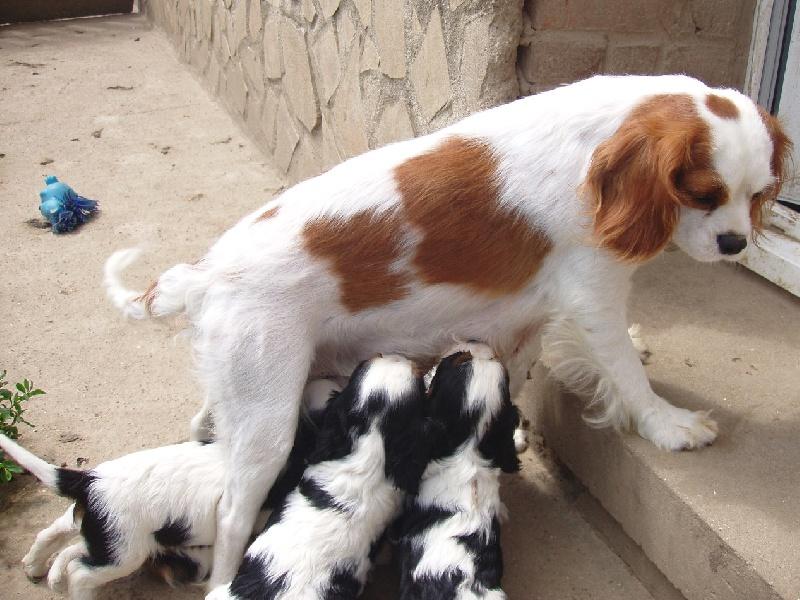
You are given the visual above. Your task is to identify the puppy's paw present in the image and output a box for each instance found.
[628,323,652,364]
[513,427,529,454]
[47,564,68,593]
[638,406,718,451]
[21,555,48,582]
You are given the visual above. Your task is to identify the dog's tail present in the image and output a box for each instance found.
[0,434,94,499]
[0,434,58,490]
[104,248,208,320]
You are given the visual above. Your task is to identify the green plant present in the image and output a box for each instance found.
[0,371,44,482]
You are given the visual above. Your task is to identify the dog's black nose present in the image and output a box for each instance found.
[717,233,747,255]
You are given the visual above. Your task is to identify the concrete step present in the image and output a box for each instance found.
[521,250,800,600]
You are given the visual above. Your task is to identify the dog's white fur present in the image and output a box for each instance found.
[207,355,426,600]
[104,75,784,585]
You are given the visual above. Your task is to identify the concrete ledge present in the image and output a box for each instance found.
[521,250,800,600]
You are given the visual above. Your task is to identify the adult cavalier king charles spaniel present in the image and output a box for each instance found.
[105,75,791,586]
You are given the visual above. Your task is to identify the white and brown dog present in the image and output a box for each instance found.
[104,74,791,585]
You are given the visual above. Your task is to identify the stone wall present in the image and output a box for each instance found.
[518,0,757,95]
[142,0,523,183]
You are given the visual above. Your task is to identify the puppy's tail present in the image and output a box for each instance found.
[0,434,59,490]
[0,434,93,499]
[104,248,207,319]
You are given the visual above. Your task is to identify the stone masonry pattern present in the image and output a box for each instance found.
[143,0,523,184]
[518,0,757,95]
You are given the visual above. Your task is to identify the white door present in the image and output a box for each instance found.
[741,0,800,296]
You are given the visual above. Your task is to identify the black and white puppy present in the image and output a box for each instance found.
[0,380,336,600]
[397,343,521,600]
[208,354,429,600]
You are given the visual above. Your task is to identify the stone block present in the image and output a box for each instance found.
[374,100,414,146]
[240,44,264,95]
[280,18,319,131]
[530,0,677,34]
[248,0,262,38]
[662,41,736,87]
[319,0,341,19]
[330,47,369,158]
[352,0,370,27]
[519,34,606,86]
[321,113,343,169]
[690,0,744,38]
[245,91,264,138]
[230,0,248,52]
[263,15,283,78]
[410,7,451,122]
[275,95,300,172]
[199,0,213,39]
[223,62,248,115]
[261,86,279,151]
[361,34,380,72]
[301,0,315,22]
[461,13,490,107]
[312,23,341,103]
[336,8,357,54]
[289,135,321,181]
[606,43,661,75]
[374,0,405,78]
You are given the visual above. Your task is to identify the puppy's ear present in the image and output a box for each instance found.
[583,94,710,261]
[478,394,521,474]
[307,390,354,465]
[382,379,429,494]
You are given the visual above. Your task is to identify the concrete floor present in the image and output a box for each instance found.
[0,15,654,600]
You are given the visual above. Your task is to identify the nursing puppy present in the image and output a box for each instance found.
[1,381,335,600]
[207,354,428,600]
[398,344,520,600]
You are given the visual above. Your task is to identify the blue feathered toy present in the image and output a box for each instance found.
[38,176,98,233]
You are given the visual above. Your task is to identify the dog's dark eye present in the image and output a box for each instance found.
[695,195,717,209]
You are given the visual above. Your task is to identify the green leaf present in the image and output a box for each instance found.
[29,389,45,396]
[15,383,25,393]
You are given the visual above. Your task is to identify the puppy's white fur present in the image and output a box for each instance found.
[398,344,520,600]
[208,355,427,600]
[104,75,784,585]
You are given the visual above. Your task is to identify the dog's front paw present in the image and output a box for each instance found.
[21,554,48,582]
[628,323,652,364]
[638,405,718,451]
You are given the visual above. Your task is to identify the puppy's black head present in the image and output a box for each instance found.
[427,349,521,473]
[308,355,428,493]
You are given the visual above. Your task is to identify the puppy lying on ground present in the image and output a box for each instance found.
[208,354,429,600]
[0,380,336,600]
[398,343,521,600]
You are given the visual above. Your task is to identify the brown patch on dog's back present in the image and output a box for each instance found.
[396,136,552,295]
[705,94,739,119]
[255,206,279,222]
[303,211,410,312]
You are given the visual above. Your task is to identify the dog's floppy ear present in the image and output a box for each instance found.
[478,386,521,474]
[753,107,792,234]
[382,378,429,494]
[307,390,354,465]
[583,94,710,261]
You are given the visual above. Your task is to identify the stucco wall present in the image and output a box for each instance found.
[143,0,523,183]
[518,0,757,95]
